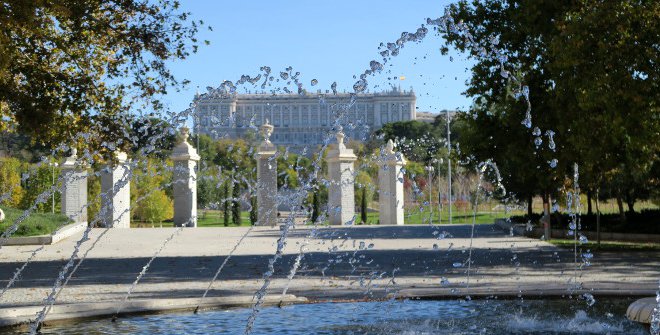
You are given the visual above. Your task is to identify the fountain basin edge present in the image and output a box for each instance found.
[0,294,307,330]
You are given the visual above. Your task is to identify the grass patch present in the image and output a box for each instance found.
[548,239,660,251]
[195,210,252,227]
[0,206,72,237]
[350,206,511,225]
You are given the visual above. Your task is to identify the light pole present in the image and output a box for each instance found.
[446,110,452,224]
[49,162,58,214]
[425,164,434,224]
[436,158,443,224]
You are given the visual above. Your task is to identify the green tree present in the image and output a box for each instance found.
[130,156,173,223]
[20,163,60,213]
[376,120,444,163]
[222,182,230,227]
[311,190,320,223]
[87,172,101,221]
[548,0,660,219]
[360,187,368,224]
[231,182,241,225]
[249,195,258,225]
[0,0,208,149]
[135,189,173,225]
[0,157,24,207]
[197,175,216,209]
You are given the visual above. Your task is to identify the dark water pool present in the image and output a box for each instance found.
[30,298,646,334]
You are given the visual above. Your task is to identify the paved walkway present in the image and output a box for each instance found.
[0,224,658,325]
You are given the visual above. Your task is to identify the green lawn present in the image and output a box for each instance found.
[0,206,72,237]
[196,210,252,227]
[549,239,660,251]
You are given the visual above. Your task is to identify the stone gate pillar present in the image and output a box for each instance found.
[327,126,357,225]
[60,148,88,225]
[378,140,407,225]
[257,120,277,226]
[100,151,131,228]
[171,127,200,227]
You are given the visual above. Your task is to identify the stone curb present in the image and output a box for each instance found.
[3,222,87,246]
[0,294,307,329]
[494,219,660,242]
[391,288,658,300]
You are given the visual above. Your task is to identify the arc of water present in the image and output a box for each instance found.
[651,283,660,335]
[0,245,44,298]
[0,161,176,299]
[244,97,359,335]
[28,162,136,334]
[26,112,194,332]
[194,225,256,313]
[112,225,185,321]
[465,160,505,298]
[277,243,307,306]
[0,171,87,249]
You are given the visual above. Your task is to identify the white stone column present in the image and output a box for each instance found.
[326,126,357,225]
[60,148,88,225]
[171,127,200,227]
[100,151,131,228]
[257,120,277,226]
[378,140,407,225]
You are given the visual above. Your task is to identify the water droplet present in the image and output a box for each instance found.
[452,262,463,268]
[532,127,541,136]
[331,82,337,95]
[280,71,289,80]
[548,159,558,168]
[582,293,596,307]
[579,234,588,244]
[440,277,450,286]
[311,79,318,86]
[521,116,532,128]
[534,137,543,147]
[432,244,439,250]
[369,60,383,72]
[353,79,367,93]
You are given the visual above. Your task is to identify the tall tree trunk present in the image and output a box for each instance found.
[542,192,551,239]
[616,191,626,223]
[360,188,368,225]
[527,195,533,217]
[595,188,601,248]
[625,191,635,214]
[587,190,593,215]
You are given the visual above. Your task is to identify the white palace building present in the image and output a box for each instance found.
[193,87,417,147]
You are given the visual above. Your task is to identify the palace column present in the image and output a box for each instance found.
[60,148,88,225]
[326,126,357,225]
[171,127,200,227]
[100,151,131,228]
[257,120,277,226]
[378,140,407,225]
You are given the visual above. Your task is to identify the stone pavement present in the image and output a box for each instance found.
[0,224,658,325]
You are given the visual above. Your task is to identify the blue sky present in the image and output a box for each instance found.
[164,0,474,117]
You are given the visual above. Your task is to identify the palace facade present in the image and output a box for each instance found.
[193,88,417,146]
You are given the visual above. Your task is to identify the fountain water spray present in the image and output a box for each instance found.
[112,225,185,321]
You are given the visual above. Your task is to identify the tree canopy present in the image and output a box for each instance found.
[0,0,208,151]
[443,0,659,211]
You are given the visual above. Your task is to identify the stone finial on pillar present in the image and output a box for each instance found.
[171,127,200,227]
[100,151,131,228]
[378,139,407,225]
[61,147,88,225]
[256,120,277,226]
[326,126,357,225]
